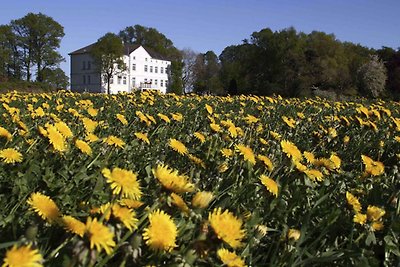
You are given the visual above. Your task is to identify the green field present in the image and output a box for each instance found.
[0,90,399,266]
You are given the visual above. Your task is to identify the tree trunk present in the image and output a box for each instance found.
[107,74,111,94]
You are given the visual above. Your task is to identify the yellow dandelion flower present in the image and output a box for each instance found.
[85,133,99,143]
[294,160,307,172]
[282,116,296,128]
[157,113,171,123]
[257,155,274,171]
[104,135,125,149]
[55,121,73,138]
[259,137,268,145]
[87,107,98,117]
[281,140,302,162]
[38,126,47,137]
[112,204,138,231]
[134,132,150,144]
[205,104,213,114]
[171,193,190,213]
[194,132,206,143]
[27,192,61,223]
[85,217,116,255]
[210,123,222,132]
[353,213,367,225]
[366,206,385,222]
[81,117,98,133]
[102,168,142,199]
[47,125,67,152]
[287,229,301,241]
[188,154,206,168]
[171,112,183,122]
[395,136,400,143]
[329,154,341,169]
[304,169,324,182]
[371,221,384,231]
[218,163,229,173]
[259,175,278,197]
[0,148,23,164]
[328,127,337,138]
[346,192,362,213]
[303,151,315,164]
[244,114,258,124]
[169,138,188,155]
[75,139,92,156]
[116,114,128,125]
[269,131,281,140]
[221,148,233,158]
[208,208,246,249]
[0,126,12,140]
[217,248,246,267]
[143,209,177,252]
[343,135,350,144]
[2,245,43,267]
[119,199,143,209]
[62,215,85,237]
[227,126,238,138]
[361,155,384,176]
[236,144,256,165]
[192,191,214,209]
[152,164,195,193]
[255,224,268,238]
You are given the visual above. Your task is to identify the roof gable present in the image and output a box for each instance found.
[69,43,170,61]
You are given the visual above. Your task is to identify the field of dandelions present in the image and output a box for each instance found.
[0,90,399,266]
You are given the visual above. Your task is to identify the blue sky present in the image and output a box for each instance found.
[1,0,400,77]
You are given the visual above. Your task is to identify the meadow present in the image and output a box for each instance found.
[0,90,399,266]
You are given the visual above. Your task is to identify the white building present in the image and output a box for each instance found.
[69,43,171,94]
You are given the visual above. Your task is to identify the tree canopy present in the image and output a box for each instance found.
[91,32,126,94]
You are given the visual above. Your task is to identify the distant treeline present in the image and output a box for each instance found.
[188,27,400,99]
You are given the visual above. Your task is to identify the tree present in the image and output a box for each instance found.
[0,25,13,78]
[42,67,69,89]
[11,13,64,82]
[181,48,198,93]
[358,55,387,98]
[167,61,184,94]
[193,51,223,94]
[91,33,126,94]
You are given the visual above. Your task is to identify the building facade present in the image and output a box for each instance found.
[69,44,171,94]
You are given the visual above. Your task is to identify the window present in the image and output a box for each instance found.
[161,80,164,87]
[87,61,91,70]
[155,79,158,86]
[118,76,122,84]
[144,78,147,82]
[145,58,148,61]
[87,75,91,84]
[123,76,127,85]
[144,65,148,72]
[132,77,136,86]
[133,56,136,60]
[150,79,153,84]
[83,75,86,84]
[82,61,86,70]
[110,77,114,84]
[155,66,158,73]
[165,80,168,86]
[132,63,136,71]
[161,67,164,74]
[150,66,153,73]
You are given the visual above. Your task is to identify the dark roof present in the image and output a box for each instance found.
[69,43,170,61]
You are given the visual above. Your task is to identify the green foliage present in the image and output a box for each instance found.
[91,33,126,94]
